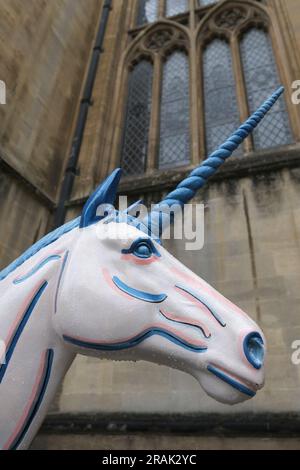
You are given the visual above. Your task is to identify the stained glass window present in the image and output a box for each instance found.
[159,52,190,169]
[241,28,293,150]
[121,61,153,176]
[166,0,189,17]
[203,39,240,155]
[136,0,158,26]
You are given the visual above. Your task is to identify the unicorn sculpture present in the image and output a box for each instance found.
[0,88,283,449]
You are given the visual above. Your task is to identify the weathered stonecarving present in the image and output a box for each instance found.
[0,88,284,449]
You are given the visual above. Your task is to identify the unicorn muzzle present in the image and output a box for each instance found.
[205,362,263,400]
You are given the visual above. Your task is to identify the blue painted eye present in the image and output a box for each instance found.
[122,237,161,259]
[133,242,153,259]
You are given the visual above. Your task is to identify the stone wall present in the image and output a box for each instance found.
[31,434,300,450]
[0,0,102,266]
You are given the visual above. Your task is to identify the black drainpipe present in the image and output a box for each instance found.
[53,0,112,228]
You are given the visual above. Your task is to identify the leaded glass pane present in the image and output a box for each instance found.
[241,28,293,150]
[166,0,188,17]
[199,0,217,6]
[159,52,190,169]
[121,61,153,176]
[136,0,158,26]
[203,39,240,155]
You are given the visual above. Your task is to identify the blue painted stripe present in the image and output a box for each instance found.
[112,276,167,303]
[9,349,54,450]
[0,281,48,383]
[54,251,69,313]
[13,255,61,284]
[207,364,256,398]
[63,328,207,353]
[176,285,226,327]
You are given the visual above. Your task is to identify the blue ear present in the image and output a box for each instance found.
[80,168,122,228]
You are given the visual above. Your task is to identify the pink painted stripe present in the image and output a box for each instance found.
[4,280,47,349]
[210,362,257,393]
[171,267,251,321]
[160,308,211,338]
[102,268,134,301]
[13,250,64,283]
[174,286,221,326]
[3,350,47,450]
[121,254,160,265]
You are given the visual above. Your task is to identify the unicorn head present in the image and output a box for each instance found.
[54,88,283,405]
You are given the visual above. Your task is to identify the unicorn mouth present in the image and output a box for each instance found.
[207,364,259,398]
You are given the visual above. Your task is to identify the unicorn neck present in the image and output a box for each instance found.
[0,232,76,450]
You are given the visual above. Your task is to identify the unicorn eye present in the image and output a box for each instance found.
[121,237,161,259]
[133,241,153,259]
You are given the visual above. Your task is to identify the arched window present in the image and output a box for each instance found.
[159,51,190,168]
[200,5,294,156]
[118,2,295,179]
[166,0,189,17]
[136,0,158,26]
[203,39,240,154]
[240,28,293,150]
[121,61,153,176]
[121,25,190,175]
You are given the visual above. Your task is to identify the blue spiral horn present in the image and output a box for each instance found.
[142,86,284,238]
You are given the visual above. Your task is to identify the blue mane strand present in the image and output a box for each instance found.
[0,217,80,282]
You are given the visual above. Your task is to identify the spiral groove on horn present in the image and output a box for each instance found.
[143,86,285,237]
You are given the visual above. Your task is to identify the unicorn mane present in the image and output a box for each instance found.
[0,217,80,282]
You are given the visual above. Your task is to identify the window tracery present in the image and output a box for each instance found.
[119,1,294,177]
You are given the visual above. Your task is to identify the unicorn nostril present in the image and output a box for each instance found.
[243,332,265,370]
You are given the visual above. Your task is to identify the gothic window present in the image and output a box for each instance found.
[121,61,153,176]
[240,28,293,150]
[203,39,240,154]
[121,24,190,176]
[159,51,190,169]
[136,0,158,26]
[119,2,295,179]
[166,0,189,17]
[201,5,294,156]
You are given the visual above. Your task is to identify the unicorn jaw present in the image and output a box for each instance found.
[192,340,265,405]
[67,335,264,406]
[128,328,265,405]
[196,370,260,405]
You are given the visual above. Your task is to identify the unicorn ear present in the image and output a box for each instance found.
[80,168,122,228]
